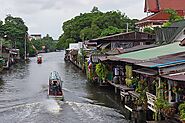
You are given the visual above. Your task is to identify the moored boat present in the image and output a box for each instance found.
[37,55,42,64]
[48,71,64,100]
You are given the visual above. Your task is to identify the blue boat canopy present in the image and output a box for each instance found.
[49,71,61,81]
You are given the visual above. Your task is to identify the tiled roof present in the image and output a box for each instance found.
[145,0,158,13]
[145,0,185,13]
[136,10,184,25]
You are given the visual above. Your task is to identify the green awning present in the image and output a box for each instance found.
[116,42,185,60]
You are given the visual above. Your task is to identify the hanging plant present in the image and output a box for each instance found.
[95,63,108,81]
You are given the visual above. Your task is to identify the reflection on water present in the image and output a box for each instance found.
[0,52,129,123]
[0,78,4,91]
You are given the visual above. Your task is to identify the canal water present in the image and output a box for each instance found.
[0,51,130,123]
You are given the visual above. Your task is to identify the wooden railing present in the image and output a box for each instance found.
[146,92,156,112]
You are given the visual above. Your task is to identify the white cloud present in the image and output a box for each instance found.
[0,0,146,39]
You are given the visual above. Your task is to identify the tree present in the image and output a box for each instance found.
[100,26,123,36]
[29,34,57,53]
[3,15,28,57]
[80,24,101,40]
[42,34,56,52]
[91,6,100,13]
[57,8,136,49]
[163,9,183,27]
[143,27,155,34]
[0,20,4,38]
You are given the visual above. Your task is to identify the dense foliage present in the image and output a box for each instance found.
[0,15,56,58]
[29,34,57,56]
[179,102,185,121]
[57,7,138,49]
[0,15,28,57]
[163,9,183,27]
[95,63,108,81]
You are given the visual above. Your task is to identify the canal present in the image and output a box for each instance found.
[0,51,130,123]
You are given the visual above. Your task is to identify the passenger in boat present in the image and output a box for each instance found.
[52,81,59,95]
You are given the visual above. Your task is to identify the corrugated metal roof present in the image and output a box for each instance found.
[105,44,157,55]
[155,27,179,44]
[116,42,185,60]
[136,53,185,68]
[123,44,157,53]
[99,56,122,62]
[88,31,155,42]
[106,48,124,55]
[162,72,185,81]
[155,20,185,44]
[133,68,158,76]
[100,43,110,49]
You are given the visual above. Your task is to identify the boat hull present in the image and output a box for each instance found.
[48,71,64,101]
[47,95,64,101]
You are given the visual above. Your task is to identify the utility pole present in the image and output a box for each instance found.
[24,33,27,60]
[126,23,129,33]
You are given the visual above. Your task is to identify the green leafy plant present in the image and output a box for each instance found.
[155,97,170,111]
[95,63,108,81]
[125,65,132,86]
[125,78,132,86]
[132,78,148,110]
[179,102,185,121]
[126,77,138,87]
[154,97,176,118]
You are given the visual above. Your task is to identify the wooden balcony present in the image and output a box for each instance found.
[146,92,156,112]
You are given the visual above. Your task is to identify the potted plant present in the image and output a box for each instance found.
[179,102,185,123]
[161,106,176,118]
[155,97,176,118]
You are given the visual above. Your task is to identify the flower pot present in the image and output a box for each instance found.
[161,107,176,118]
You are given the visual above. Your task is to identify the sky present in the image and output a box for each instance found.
[0,0,146,40]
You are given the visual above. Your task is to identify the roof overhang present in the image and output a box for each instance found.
[133,68,158,76]
[161,72,185,82]
[136,20,168,25]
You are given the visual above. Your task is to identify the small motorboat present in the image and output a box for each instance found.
[48,71,64,100]
[37,55,42,64]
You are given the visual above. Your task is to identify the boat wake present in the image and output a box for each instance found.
[0,101,42,123]
[66,101,126,123]
[43,99,63,113]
